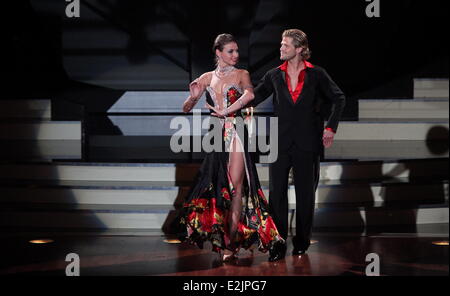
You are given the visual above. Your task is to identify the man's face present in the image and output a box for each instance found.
[280,36,302,61]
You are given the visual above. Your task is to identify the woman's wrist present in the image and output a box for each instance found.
[325,127,335,134]
[238,98,244,108]
[189,95,199,102]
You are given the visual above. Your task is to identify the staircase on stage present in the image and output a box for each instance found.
[0,78,448,237]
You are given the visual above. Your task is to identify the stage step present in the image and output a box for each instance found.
[0,120,81,140]
[0,202,447,230]
[0,140,81,161]
[414,78,449,99]
[325,140,449,160]
[335,119,449,141]
[359,98,449,119]
[108,91,274,114]
[94,115,449,141]
[0,159,447,182]
[0,158,447,232]
[3,138,444,163]
[0,99,51,119]
[85,137,449,162]
[0,178,447,206]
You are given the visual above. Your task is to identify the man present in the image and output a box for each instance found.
[251,29,346,261]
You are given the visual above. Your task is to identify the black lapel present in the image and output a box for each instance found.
[294,67,311,105]
[276,69,295,106]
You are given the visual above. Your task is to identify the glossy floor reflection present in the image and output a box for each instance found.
[0,234,447,276]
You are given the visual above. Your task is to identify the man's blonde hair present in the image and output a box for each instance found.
[282,29,311,60]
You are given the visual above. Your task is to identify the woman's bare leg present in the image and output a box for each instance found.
[226,137,245,255]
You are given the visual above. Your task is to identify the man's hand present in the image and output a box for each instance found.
[323,129,335,148]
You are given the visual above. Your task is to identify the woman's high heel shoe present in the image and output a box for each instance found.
[222,249,236,262]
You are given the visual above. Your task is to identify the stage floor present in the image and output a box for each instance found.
[0,233,447,276]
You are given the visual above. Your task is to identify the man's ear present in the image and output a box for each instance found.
[296,47,303,56]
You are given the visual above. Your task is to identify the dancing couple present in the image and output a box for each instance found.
[180,29,346,262]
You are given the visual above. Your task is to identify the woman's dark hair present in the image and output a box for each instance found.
[212,33,237,63]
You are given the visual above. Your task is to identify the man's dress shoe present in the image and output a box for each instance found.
[268,241,287,262]
[292,247,306,255]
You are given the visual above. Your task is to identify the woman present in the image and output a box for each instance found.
[180,33,284,261]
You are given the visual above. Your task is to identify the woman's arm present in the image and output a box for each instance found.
[206,70,255,117]
[183,73,210,113]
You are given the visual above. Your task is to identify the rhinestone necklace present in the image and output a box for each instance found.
[215,65,235,77]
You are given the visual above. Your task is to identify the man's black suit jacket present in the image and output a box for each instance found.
[251,64,346,154]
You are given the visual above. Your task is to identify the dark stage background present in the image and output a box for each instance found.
[5,0,449,119]
[1,2,448,275]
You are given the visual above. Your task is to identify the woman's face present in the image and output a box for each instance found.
[216,42,239,66]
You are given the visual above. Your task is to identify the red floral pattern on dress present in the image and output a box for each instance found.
[181,86,284,253]
[222,87,242,145]
[257,188,268,205]
[226,87,241,117]
[221,187,231,201]
[183,185,283,253]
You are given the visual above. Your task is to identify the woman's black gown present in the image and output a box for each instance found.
[180,85,284,253]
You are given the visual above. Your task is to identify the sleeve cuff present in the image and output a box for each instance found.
[325,127,335,133]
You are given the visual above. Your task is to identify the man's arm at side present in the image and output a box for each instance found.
[317,67,346,133]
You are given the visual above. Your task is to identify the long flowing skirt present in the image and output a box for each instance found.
[179,117,284,253]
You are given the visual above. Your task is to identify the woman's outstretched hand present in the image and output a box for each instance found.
[189,81,202,98]
[205,103,227,118]
[183,81,202,113]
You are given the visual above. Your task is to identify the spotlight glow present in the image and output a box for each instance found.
[29,239,54,244]
[163,239,181,244]
[432,241,449,246]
